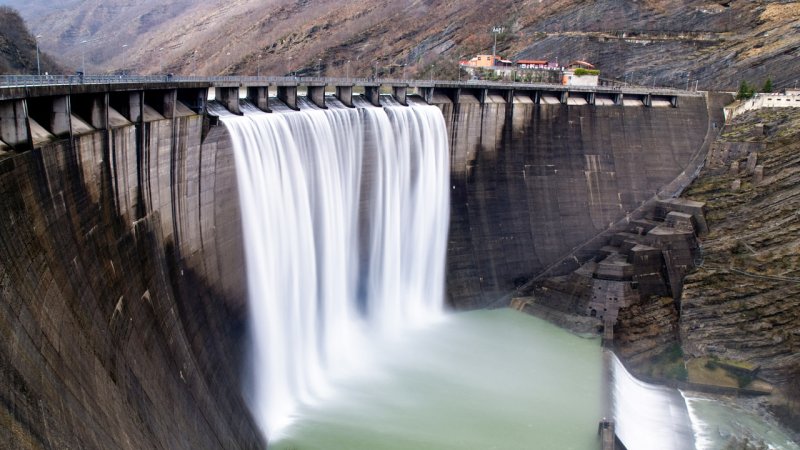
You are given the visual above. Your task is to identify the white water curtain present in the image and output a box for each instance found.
[222,102,450,437]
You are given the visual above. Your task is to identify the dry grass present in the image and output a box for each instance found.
[687,357,740,387]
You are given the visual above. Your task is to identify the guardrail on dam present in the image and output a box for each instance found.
[0,76,716,449]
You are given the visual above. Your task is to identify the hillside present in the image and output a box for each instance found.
[0,7,60,75]
[680,107,800,435]
[4,0,799,90]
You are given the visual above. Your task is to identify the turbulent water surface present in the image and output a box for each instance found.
[269,308,604,450]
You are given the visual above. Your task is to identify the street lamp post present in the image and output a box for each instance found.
[35,34,42,76]
[374,59,379,80]
[121,44,128,76]
[492,26,503,68]
[346,59,351,79]
[80,39,89,75]
[317,58,322,78]
[257,54,262,78]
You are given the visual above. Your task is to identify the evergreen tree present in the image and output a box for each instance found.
[762,77,773,93]
[737,80,755,100]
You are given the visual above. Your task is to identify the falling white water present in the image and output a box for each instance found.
[219,99,450,438]
[611,354,697,450]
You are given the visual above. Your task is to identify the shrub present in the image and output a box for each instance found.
[574,68,600,77]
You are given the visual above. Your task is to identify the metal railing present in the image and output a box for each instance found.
[0,74,695,96]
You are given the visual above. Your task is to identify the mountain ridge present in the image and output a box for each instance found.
[1,0,798,90]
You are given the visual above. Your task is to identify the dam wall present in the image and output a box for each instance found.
[435,92,710,308]
[0,89,262,448]
[0,81,712,448]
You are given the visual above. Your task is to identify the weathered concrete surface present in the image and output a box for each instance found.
[0,112,261,448]
[436,93,712,308]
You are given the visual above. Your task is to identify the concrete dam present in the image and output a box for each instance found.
[0,78,715,448]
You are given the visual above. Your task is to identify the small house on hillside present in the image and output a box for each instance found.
[567,60,596,70]
[562,60,599,87]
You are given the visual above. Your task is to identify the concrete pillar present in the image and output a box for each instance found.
[392,85,408,106]
[475,89,487,104]
[417,87,434,104]
[614,93,622,105]
[587,92,596,105]
[671,95,679,108]
[753,165,764,185]
[306,85,327,109]
[277,85,299,110]
[644,94,652,107]
[214,87,241,115]
[335,85,354,108]
[364,85,381,107]
[89,94,109,129]
[503,89,514,105]
[560,91,569,104]
[729,160,740,175]
[49,96,71,137]
[731,179,741,192]
[0,99,31,149]
[746,152,758,174]
[246,86,271,112]
[598,419,616,450]
[161,89,178,119]
[126,92,143,122]
[534,91,541,104]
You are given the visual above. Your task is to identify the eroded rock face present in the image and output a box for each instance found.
[680,108,800,433]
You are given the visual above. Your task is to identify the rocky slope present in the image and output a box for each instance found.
[0,7,60,75]
[5,0,799,90]
[680,107,800,434]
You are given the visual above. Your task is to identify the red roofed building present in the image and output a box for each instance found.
[567,60,596,70]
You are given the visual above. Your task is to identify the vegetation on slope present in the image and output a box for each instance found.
[0,7,60,75]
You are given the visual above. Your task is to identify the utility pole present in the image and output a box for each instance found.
[346,59,350,79]
[35,34,42,76]
[317,58,322,78]
[257,54,262,78]
[492,26,503,68]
